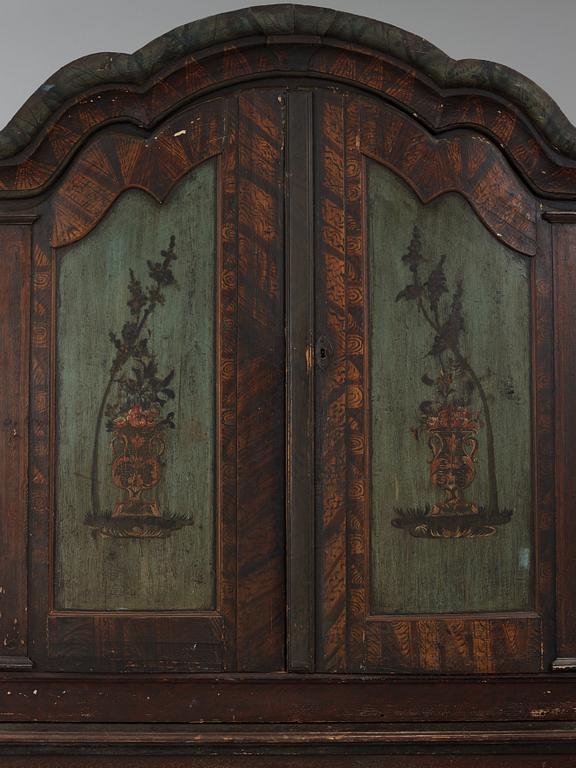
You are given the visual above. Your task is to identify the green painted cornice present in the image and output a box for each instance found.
[1,4,575,161]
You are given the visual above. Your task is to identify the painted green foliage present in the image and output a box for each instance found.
[368,162,532,614]
[55,162,216,610]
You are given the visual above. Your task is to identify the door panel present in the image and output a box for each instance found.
[368,162,533,615]
[55,163,216,611]
[315,89,548,674]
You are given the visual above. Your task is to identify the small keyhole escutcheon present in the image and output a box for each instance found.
[315,336,332,370]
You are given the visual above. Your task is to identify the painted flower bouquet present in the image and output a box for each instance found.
[86,236,189,538]
[391,226,513,538]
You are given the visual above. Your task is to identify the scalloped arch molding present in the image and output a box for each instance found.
[1,3,575,162]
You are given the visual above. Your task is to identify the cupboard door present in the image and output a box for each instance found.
[29,91,286,673]
[316,89,552,674]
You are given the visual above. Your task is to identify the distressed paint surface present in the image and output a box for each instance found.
[2,5,576,165]
[369,162,532,614]
[55,162,216,610]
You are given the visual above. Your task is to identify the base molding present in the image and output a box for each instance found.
[552,657,576,671]
[0,657,33,670]
[2,674,576,723]
[0,723,575,752]
[3,755,576,768]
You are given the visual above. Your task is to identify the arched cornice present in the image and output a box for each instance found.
[0,5,575,198]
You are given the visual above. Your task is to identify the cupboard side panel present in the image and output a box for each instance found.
[0,222,31,666]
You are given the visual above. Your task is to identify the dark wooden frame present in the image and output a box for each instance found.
[0,6,576,760]
[0,215,34,670]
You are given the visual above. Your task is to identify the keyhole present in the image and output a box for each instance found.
[316,336,332,370]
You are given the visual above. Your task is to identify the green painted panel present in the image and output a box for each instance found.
[55,162,216,610]
[369,162,532,614]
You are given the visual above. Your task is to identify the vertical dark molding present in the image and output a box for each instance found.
[552,219,576,671]
[0,215,36,669]
[532,214,557,673]
[286,90,315,672]
[315,90,348,673]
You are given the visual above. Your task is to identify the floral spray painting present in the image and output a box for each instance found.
[391,226,513,539]
[56,167,216,610]
[87,236,186,539]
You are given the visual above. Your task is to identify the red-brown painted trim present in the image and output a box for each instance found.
[0,40,576,199]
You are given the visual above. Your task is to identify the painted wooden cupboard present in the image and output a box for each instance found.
[1,4,576,764]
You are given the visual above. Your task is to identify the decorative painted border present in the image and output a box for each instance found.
[0,4,575,164]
